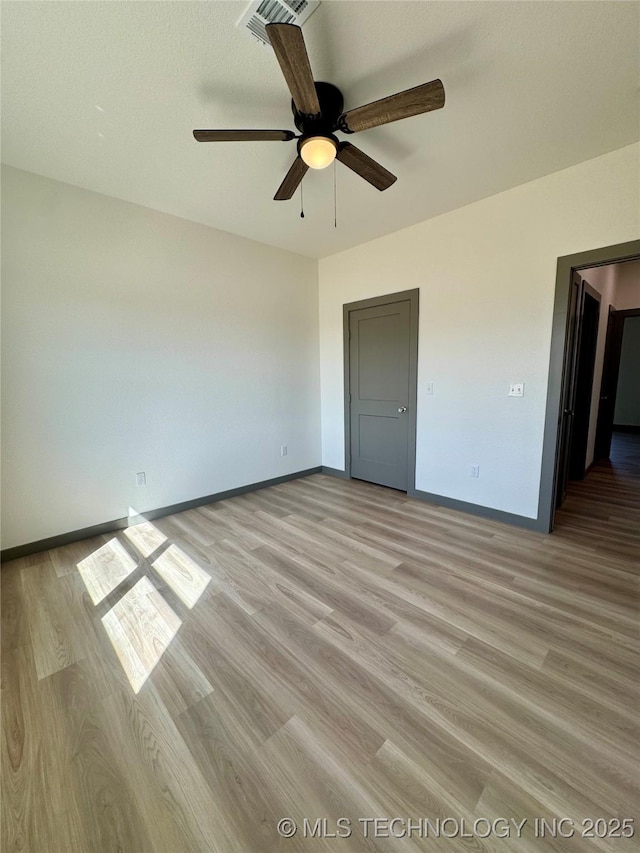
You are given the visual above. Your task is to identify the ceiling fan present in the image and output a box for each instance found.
[193,23,445,200]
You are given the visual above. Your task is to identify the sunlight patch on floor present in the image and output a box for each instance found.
[77,537,138,604]
[77,516,209,691]
[101,576,181,693]
[124,519,168,558]
[151,544,211,609]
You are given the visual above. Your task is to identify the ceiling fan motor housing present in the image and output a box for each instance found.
[293,81,344,141]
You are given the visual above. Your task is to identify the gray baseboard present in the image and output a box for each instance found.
[321,466,349,479]
[2,517,134,563]
[321,467,544,532]
[1,466,322,563]
[3,465,546,562]
[407,487,545,532]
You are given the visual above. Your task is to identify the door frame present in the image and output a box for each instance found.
[343,289,419,490]
[538,239,640,533]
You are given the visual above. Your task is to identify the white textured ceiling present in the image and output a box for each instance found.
[2,1,638,259]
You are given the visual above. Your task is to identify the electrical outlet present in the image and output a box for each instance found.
[509,383,524,397]
[135,472,146,486]
[471,465,480,478]
[425,382,434,395]
[280,445,287,457]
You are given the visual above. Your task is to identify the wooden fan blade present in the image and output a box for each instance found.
[338,79,445,134]
[336,142,397,191]
[193,129,295,142]
[274,156,309,200]
[266,23,321,117]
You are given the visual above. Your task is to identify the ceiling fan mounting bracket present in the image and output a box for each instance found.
[292,81,344,138]
[336,116,354,135]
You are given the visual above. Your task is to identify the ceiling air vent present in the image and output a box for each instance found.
[237,0,320,48]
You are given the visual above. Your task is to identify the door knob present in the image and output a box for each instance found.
[397,407,407,413]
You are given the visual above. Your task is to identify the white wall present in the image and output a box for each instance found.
[319,144,639,519]
[614,259,640,311]
[581,259,640,466]
[1,166,320,550]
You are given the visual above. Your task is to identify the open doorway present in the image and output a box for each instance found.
[539,241,640,532]
[594,307,640,460]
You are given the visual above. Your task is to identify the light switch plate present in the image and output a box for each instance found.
[425,383,434,395]
[509,383,524,397]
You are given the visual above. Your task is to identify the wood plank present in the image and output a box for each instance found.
[20,559,86,680]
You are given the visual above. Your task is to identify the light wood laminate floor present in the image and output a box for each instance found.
[2,436,639,852]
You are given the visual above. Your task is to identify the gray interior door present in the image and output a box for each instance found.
[349,300,411,490]
[555,272,583,508]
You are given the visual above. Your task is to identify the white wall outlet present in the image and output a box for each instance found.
[471,465,480,478]
[425,382,434,395]
[280,445,287,457]
[135,472,146,486]
[509,383,524,397]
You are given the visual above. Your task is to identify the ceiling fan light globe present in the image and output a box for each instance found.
[300,136,337,169]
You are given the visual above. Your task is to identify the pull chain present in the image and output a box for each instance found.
[333,160,337,228]
[300,180,305,219]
